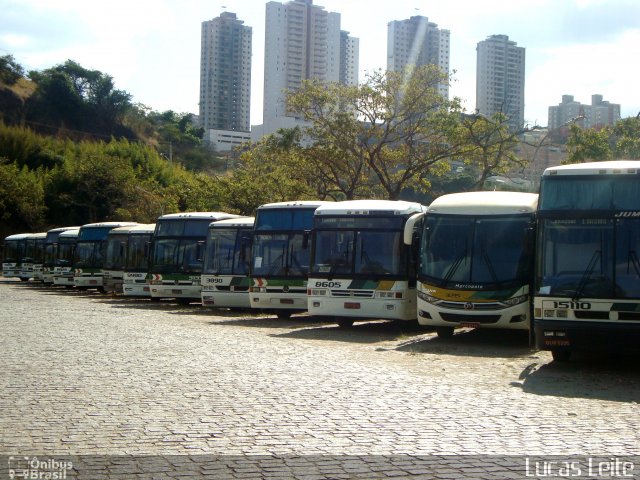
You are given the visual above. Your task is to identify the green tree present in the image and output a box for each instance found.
[286,65,464,200]
[220,130,316,215]
[611,115,640,159]
[27,60,133,138]
[454,112,525,189]
[566,123,613,163]
[0,160,46,235]
[0,55,25,85]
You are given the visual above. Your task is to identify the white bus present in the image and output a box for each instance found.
[149,212,239,303]
[201,217,254,309]
[43,227,79,283]
[417,191,538,338]
[250,201,330,318]
[534,160,640,361]
[52,228,80,287]
[21,232,47,281]
[122,224,156,297]
[103,224,149,293]
[2,233,30,280]
[308,200,427,327]
[73,222,138,290]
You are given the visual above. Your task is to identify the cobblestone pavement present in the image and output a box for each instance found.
[1,280,639,479]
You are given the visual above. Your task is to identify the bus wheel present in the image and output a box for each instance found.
[337,318,354,329]
[150,296,160,302]
[20,277,29,282]
[177,298,191,305]
[277,311,292,320]
[551,350,571,362]
[435,327,454,338]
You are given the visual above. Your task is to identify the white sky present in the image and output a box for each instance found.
[1,0,639,127]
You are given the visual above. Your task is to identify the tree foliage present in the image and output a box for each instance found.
[27,60,134,139]
[219,129,317,215]
[0,123,231,237]
[454,112,525,189]
[287,65,466,200]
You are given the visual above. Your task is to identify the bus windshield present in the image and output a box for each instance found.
[125,235,151,271]
[252,232,309,277]
[74,242,104,269]
[56,242,76,267]
[312,229,405,276]
[3,241,23,263]
[537,218,640,299]
[421,215,532,287]
[104,234,128,269]
[203,228,251,275]
[151,239,203,274]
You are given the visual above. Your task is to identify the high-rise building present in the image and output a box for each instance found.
[548,94,620,130]
[340,31,359,86]
[476,34,525,131]
[199,12,252,134]
[259,0,358,138]
[386,15,450,98]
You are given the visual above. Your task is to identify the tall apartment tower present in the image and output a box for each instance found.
[548,94,620,130]
[476,34,525,131]
[387,16,450,98]
[261,0,358,137]
[199,12,252,133]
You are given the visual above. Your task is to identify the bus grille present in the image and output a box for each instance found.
[331,290,375,298]
[439,301,504,311]
[440,313,500,324]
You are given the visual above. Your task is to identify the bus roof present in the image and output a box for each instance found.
[107,224,155,235]
[79,222,139,229]
[543,160,640,176]
[156,212,240,221]
[25,232,47,239]
[257,200,331,210]
[59,228,81,238]
[4,233,31,241]
[428,191,538,215]
[314,199,427,216]
[209,217,255,228]
[46,226,81,234]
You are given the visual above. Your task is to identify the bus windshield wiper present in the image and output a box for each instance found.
[443,246,468,285]
[573,250,601,301]
[480,246,499,283]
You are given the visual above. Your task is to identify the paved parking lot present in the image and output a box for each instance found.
[0,279,639,478]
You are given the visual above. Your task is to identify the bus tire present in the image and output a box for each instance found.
[435,326,454,338]
[337,318,354,329]
[276,311,292,320]
[551,350,571,362]
[150,296,160,302]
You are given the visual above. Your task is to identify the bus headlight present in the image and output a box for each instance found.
[501,294,528,307]
[417,291,439,304]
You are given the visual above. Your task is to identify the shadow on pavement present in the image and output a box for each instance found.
[392,328,534,358]
[270,319,429,344]
[515,351,640,402]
